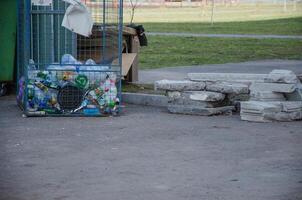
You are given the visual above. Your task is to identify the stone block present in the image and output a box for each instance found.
[154,80,205,91]
[240,112,272,123]
[280,101,302,112]
[240,101,302,122]
[240,101,283,113]
[167,91,182,99]
[264,70,300,84]
[206,82,249,94]
[188,91,225,102]
[188,73,267,83]
[167,91,227,108]
[250,91,285,101]
[263,111,302,121]
[250,82,297,93]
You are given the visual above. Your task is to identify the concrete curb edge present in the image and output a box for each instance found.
[122,92,168,107]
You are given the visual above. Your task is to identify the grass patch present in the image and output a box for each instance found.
[143,17,302,36]
[124,3,302,23]
[139,36,302,69]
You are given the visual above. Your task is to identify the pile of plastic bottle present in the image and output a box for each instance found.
[17,54,119,116]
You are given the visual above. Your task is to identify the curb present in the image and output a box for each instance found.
[122,92,168,107]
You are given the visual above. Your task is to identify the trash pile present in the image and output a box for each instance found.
[17,54,119,116]
[155,70,302,122]
[154,80,249,116]
[240,70,302,122]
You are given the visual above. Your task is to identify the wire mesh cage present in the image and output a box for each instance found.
[17,0,123,116]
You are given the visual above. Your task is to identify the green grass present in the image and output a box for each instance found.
[139,36,302,69]
[143,17,302,36]
[124,3,302,69]
[124,3,302,23]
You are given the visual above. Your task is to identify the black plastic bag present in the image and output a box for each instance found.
[127,24,148,46]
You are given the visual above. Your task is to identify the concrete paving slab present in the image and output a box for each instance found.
[167,91,227,108]
[188,91,225,102]
[240,112,273,123]
[240,101,302,122]
[154,80,205,91]
[188,73,267,83]
[265,69,300,84]
[250,82,297,93]
[206,82,249,94]
[240,101,283,113]
[250,91,286,101]
[264,111,302,122]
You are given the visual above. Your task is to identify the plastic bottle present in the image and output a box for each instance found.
[34,87,45,106]
[28,59,36,70]
[61,54,77,64]
[27,84,35,100]
[27,59,37,80]
[85,59,96,65]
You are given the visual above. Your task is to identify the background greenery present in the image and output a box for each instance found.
[124,3,302,69]
[124,3,302,23]
[139,36,302,69]
[143,17,302,36]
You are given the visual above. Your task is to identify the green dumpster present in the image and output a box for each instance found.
[0,0,17,95]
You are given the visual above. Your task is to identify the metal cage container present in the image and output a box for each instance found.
[17,0,123,116]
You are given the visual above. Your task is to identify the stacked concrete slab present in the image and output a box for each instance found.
[240,70,302,122]
[187,73,267,83]
[154,79,252,116]
[155,70,302,121]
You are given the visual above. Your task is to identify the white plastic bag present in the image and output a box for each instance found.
[61,0,94,37]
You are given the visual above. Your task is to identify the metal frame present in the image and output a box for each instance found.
[17,0,123,117]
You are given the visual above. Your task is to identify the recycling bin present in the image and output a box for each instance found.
[17,0,123,116]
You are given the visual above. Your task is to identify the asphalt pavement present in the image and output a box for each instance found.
[0,95,302,200]
[139,59,302,84]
